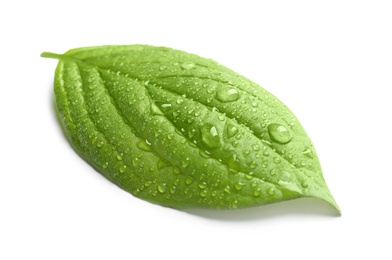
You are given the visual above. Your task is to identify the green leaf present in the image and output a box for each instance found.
[41,45,339,213]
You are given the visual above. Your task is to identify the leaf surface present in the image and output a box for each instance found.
[42,45,339,213]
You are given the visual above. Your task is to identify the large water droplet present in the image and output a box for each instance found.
[199,190,208,197]
[198,182,207,189]
[227,124,239,138]
[234,182,245,190]
[119,164,127,173]
[151,103,164,115]
[158,184,166,193]
[201,124,221,149]
[157,159,170,169]
[137,139,152,152]
[268,123,292,144]
[303,147,314,158]
[181,62,196,70]
[185,176,194,185]
[216,87,240,102]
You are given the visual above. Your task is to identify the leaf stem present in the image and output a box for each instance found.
[41,52,81,63]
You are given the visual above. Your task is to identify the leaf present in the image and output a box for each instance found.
[41,45,340,213]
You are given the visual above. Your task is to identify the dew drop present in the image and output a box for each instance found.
[198,182,207,189]
[218,115,225,121]
[234,182,245,190]
[159,65,167,71]
[199,190,208,197]
[158,184,166,193]
[216,87,240,102]
[273,157,281,164]
[268,123,292,144]
[181,62,196,70]
[267,187,275,195]
[185,176,194,185]
[116,154,123,161]
[167,133,174,140]
[252,144,260,151]
[253,188,261,197]
[170,186,177,194]
[137,139,152,152]
[249,161,257,169]
[227,124,239,138]
[303,147,314,158]
[119,165,127,173]
[301,181,309,188]
[161,103,172,108]
[182,158,190,168]
[157,159,170,169]
[151,103,164,115]
[201,124,221,149]
[173,167,181,175]
[144,181,152,187]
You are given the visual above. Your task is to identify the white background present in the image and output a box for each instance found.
[1,0,391,259]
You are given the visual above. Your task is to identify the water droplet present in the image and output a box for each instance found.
[224,186,231,194]
[182,158,190,168]
[176,99,184,104]
[167,134,174,140]
[267,187,275,195]
[119,165,127,173]
[116,154,123,161]
[199,190,208,197]
[158,184,166,193]
[103,162,109,169]
[227,124,239,138]
[161,103,172,108]
[249,161,257,169]
[303,147,314,158]
[185,176,194,185]
[227,154,240,171]
[199,150,211,158]
[170,186,177,194]
[198,182,207,189]
[157,159,170,169]
[181,62,196,70]
[253,188,261,197]
[252,144,260,151]
[144,181,152,187]
[251,102,258,107]
[218,114,225,121]
[172,111,180,117]
[201,124,221,149]
[173,167,181,175]
[151,103,164,115]
[268,123,292,144]
[234,182,245,190]
[159,65,167,71]
[137,139,152,152]
[216,87,240,102]
[273,157,281,164]
[301,181,308,188]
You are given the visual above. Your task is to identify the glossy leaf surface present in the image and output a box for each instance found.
[42,45,339,212]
